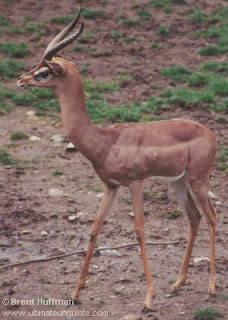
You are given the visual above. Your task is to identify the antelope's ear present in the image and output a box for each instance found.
[44,60,65,76]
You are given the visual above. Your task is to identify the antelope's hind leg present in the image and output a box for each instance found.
[128,180,155,311]
[171,176,216,295]
[171,176,202,292]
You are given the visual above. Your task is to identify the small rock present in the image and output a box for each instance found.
[115,285,127,295]
[48,188,64,197]
[209,191,217,200]
[128,211,134,217]
[95,193,104,198]
[29,135,41,142]
[100,249,123,257]
[66,142,77,152]
[50,134,64,143]
[193,256,210,264]
[22,230,32,235]
[68,215,78,222]
[75,211,88,219]
[67,207,76,214]
[41,231,48,236]
[26,110,38,120]
[121,314,137,320]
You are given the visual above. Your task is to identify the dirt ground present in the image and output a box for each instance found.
[0,0,227,319]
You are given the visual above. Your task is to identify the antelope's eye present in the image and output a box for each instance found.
[34,67,50,81]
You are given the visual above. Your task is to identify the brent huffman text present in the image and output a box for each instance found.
[10,298,75,306]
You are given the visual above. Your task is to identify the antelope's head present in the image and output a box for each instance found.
[17,8,84,89]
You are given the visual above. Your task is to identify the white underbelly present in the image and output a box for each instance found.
[148,170,185,182]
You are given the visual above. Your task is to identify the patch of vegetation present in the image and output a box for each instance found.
[198,46,221,56]
[109,30,123,39]
[150,41,165,49]
[159,208,182,219]
[0,58,23,79]
[0,149,15,166]
[194,307,224,320]
[217,146,228,172]
[137,9,152,21]
[84,79,120,94]
[161,88,214,108]
[188,8,207,24]
[10,131,28,140]
[150,0,184,12]
[121,195,131,205]
[0,41,30,58]
[25,22,43,33]
[143,188,161,201]
[0,102,13,115]
[53,169,63,176]
[160,65,192,82]
[72,45,87,52]
[156,25,170,36]
[187,72,210,87]
[0,15,10,26]
[198,7,228,56]
[51,15,72,24]
[121,18,140,28]
[212,99,228,113]
[8,87,59,115]
[80,63,90,74]
[81,8,104,19]
[12,92,35,106]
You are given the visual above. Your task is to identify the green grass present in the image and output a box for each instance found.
[24,22,43,33]
[156,25,170,36]
[53,169,63,176]
[137,9,152,21]
[187,72,210,87]
[109,30,123,39]
[51,15,72,24]
[121,18,140,28]
[160,65,192,82]
[159,209,182,219]
[0,150,15,166]
[198,46,221,56]
[0,58,23,79]
[198,7,228,56]
[188,8,207,24]
[194,307,224,320]
[161,88,214,108]
[7,87,59,115]
[0,15,10,27]
[0,41,30,58]
[0,102,13,115]
[81,8,104,19]
[150,41,165,49]
[10,131,28,140]
[218,146,228,171]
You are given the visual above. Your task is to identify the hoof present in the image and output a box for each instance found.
[71,299,82,305]
[209,292,217,298]
[141,305,154,314]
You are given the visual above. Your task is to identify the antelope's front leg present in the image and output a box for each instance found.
[128,180,155,311]
[72,184,118,301]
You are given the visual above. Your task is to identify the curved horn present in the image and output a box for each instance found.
[43,22,84,62]
[42,8,82,61]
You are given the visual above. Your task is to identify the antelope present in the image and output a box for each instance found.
[17,9,217,311]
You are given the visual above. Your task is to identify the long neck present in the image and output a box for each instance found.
[54,69,108,164]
